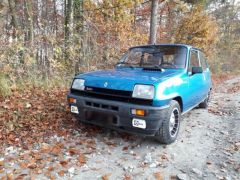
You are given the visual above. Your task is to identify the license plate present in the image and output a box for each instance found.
[71,106,79,114]
[132,118,146,129]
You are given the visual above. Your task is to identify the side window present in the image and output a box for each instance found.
[199,52,207,71]
[189,50,200,71]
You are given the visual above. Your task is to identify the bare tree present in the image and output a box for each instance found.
[64,0,73,61]
[0,0,8,36]
[24,0,33,46]
[73,0,84,72]
[8,0,19,40]
[149,0,159,44]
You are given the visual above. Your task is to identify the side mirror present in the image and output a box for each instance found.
[192,67,203,75]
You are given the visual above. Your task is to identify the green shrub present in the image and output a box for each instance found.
[0,73,11,97]
[16,74,71,92]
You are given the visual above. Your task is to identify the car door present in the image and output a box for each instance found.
[199,51,211,97]
[188,49,205,107]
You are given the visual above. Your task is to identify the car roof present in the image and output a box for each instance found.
[130,44,202,51]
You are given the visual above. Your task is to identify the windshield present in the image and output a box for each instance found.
[118,46,187,69]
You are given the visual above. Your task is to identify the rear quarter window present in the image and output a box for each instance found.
[199,52,208,71]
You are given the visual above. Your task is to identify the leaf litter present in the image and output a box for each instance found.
[0,88,100,179]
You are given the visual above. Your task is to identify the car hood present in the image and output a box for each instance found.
[76,68,184,91]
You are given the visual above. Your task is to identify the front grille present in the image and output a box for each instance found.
[85,101,119,111]
[71,87,152,106]
[85,86,132,98]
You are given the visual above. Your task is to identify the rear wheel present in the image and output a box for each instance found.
[199,91,210,109]
[155,100,181,144]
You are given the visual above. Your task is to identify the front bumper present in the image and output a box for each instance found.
[67,93,169,136]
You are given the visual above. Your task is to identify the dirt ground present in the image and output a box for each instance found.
[0,76,239,180]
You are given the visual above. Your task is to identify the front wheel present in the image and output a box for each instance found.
[155,100,181,144]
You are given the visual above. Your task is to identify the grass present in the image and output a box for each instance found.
[17,74,72,91]
[0,73,11,98]
[0,72,73,98]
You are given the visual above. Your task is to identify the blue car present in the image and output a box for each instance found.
[68,44,212,144]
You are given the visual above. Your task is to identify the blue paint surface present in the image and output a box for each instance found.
[74,44,212,113]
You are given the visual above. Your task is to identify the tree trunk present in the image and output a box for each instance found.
[24,0,33,46]
[73,0,83,32]
[149,0,159,44]
[73,0,84,73]
[53,0,58,34]
[64,0,73,61]
[0,0,7,37]
[8,0,19,40]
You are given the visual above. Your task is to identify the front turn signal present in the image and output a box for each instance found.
[69,98,76,104]
[131,109,145,116]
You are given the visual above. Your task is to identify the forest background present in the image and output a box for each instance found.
[0,0,239,97]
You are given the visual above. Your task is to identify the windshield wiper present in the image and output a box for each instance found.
[153,65,163,70]
[141,64,164,71]
[116,62,136,69]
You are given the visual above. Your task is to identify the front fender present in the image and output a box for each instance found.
[154,75,187,106]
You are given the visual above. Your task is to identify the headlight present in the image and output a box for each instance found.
[132,85,154,99]
[72,79,85,90]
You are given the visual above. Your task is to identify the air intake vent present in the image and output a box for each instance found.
[142,68,162,71]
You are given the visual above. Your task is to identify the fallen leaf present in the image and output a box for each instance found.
[105,141,116,147]
[124,174,131,180]
[6,173,14,180]
[154,172,163,180]
[77,154,86,166]
[19,162,28,169]
[0,176,7,180]
[41,143,50,150]
[170,175,177,180]
[36,169,43,174]
[102,173,111,180]
[50,175,56,180]
[15,174,28,179]
[27,162,37,169]
[51,145,61,155]
[161,154,169,161]
[0,160,4,166]
[8,134,16,142]
[48,166,54,172]
[59,161,68,167]
[68,148,78,156]
[58,170,65,177]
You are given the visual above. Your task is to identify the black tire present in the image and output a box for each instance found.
[155,100,181,144]
[199,92,210,109]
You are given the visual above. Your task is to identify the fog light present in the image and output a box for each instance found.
[69,98,76,104]
[131,109,145,116]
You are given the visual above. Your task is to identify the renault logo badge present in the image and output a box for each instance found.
[104,82,108,87]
